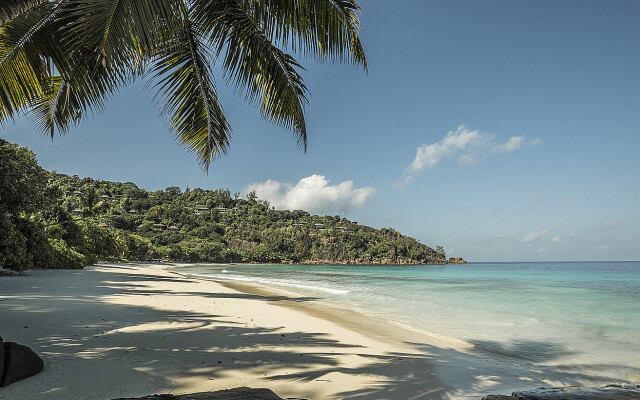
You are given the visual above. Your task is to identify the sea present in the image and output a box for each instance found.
[172,261,640,381]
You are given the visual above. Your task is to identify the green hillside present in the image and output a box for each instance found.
[1,139,464,271]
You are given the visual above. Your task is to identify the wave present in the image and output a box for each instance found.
[181,271,352,295]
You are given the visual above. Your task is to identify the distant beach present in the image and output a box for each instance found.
[0,262,638,399]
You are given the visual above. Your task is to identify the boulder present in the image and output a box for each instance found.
[0,342,44,387]
[0,336,4,379]
[111,387,305,400]
[483,384,640,400]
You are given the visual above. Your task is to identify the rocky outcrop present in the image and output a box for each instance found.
[0,341,44,387]
[483,384,640,400]
[112,387,305,400]
[448,257,467,264]
[0,336,4,380]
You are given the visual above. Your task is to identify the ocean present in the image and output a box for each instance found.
[172,261,640,381]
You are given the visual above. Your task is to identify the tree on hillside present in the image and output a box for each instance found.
[81,188,104,217]
[0,0,367,169]
[0,139,49,270]
[0,138,48,216]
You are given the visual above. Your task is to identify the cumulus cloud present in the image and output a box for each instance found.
[243,174,376,215]
[552,236,561,242]
[522,229,547,243]
[399,126,541,185]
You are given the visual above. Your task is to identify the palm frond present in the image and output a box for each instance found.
[62,0,177,74]
[148,18,230,170]
[0,2,61,122]
[29,75,83,137]
[1,0,368,169]
[192,0,309,149]
[29,43,131,136]
[0,0,47,24]
[230,0,367,69]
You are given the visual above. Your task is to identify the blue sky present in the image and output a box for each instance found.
[3,0,639,261]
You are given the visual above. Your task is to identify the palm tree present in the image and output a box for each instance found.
[0,0,366,169]
[81,188,104,217]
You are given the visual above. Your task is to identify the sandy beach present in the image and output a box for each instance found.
[0,263,625,400]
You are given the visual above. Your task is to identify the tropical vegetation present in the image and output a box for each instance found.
[0,139,449,272]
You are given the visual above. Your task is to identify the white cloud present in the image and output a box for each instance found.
[552,236,561,242]
[530,138,543,146]
[405,126,487,174]
[522,229,547,243]
[493,136,525,152]
[399,126,541,185]
[243,174,376,215]
[604,219,620,228]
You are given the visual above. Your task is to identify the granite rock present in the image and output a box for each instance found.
[0,336,4,380]
[483,384,640,400]
[0,342,44,387]
[111,387,306,400]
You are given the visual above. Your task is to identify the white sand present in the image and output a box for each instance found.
[0,263,613,399]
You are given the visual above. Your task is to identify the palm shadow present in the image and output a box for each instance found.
[1,263,638,400]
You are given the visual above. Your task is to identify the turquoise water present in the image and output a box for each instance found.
[173,262,640,379]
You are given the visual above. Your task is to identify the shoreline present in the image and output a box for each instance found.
[0,263,635,399]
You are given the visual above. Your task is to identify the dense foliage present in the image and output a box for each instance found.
[1,140,446,271]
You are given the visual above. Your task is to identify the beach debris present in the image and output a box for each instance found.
[0,338,44,387]
[483,384,640,400]
[111,387,307,399]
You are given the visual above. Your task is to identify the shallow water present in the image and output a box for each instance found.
[173,261,640,380]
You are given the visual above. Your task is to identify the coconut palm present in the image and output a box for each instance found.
[0,0,366,169]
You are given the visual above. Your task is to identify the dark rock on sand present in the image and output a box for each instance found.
[0,342,44,387]
[483,384,640,400]
[111,387,307,400]
[0,336,4,379]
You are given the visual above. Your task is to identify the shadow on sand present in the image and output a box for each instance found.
[0,263,637,400]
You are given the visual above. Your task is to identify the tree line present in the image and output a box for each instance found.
[1,139,446,272]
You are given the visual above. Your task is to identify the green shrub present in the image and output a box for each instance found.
[47,239,87,269]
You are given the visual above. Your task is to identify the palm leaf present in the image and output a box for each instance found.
[62,0,177,74]
[1,0,368,170]
[0,0,47,24]
[193,0,309,149]
[29,75,84,136]
[0,2,60,122]
[148,17,230,170]
[234,0,367,69]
